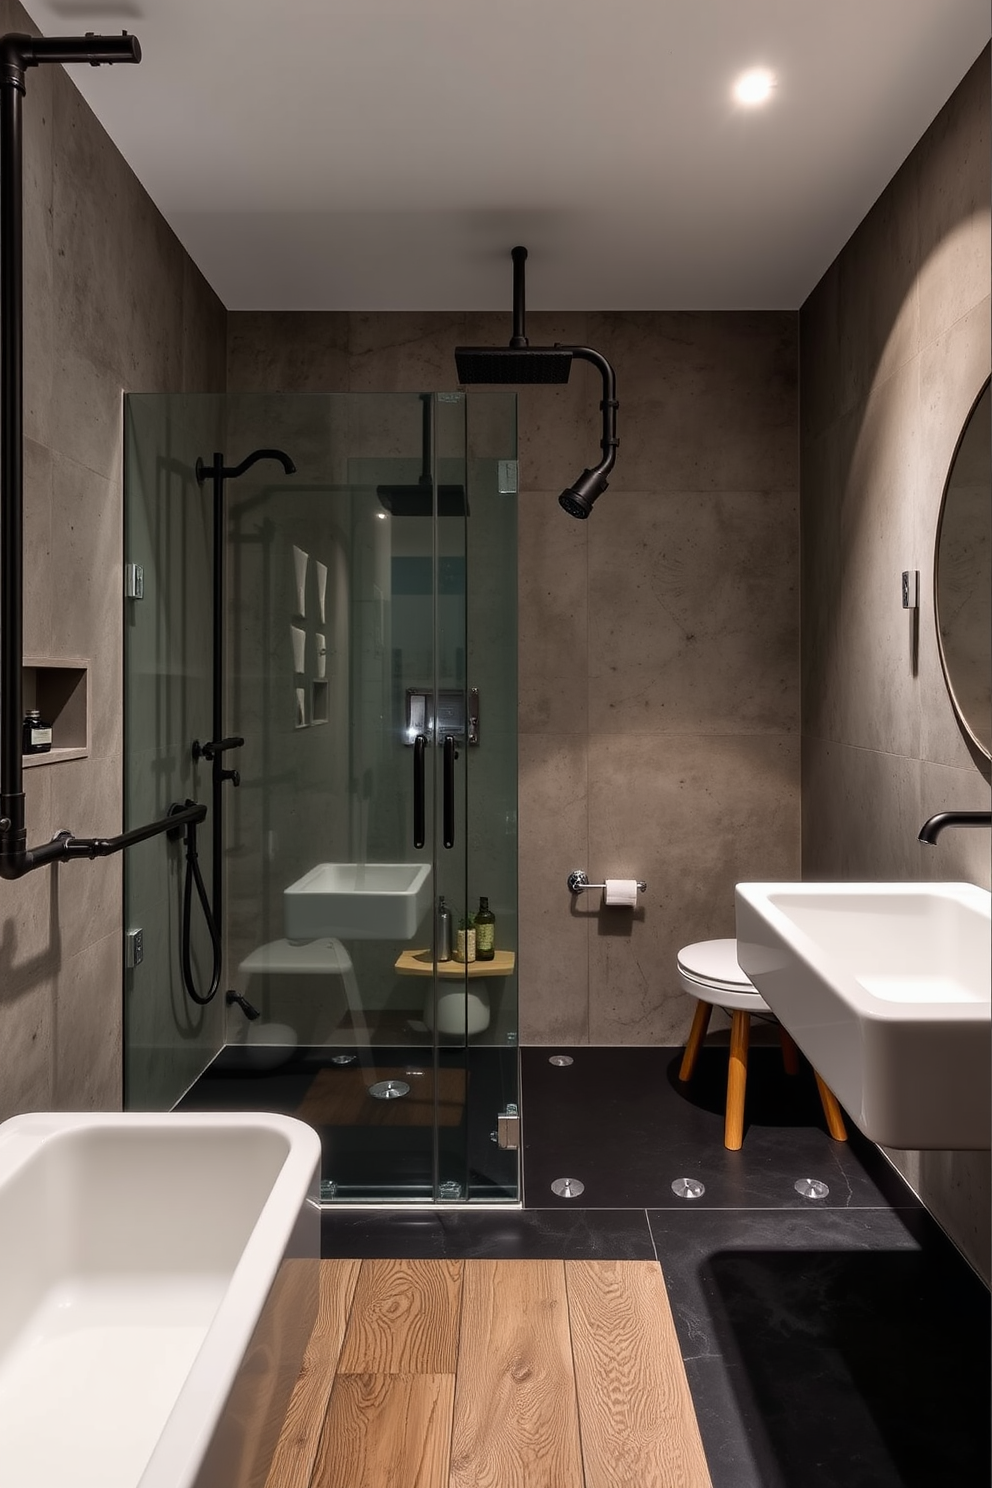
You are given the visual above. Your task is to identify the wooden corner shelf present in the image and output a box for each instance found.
[394,948,516,979]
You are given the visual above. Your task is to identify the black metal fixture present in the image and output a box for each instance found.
[919,811,992,843]
[376,394,467,517]
[0,31,181,879]
[454,246,619,518]
[181,449,295,1004]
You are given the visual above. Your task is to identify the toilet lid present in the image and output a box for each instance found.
[677,938,754,988]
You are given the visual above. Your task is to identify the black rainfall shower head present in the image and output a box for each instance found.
[455,346,573,385]
[376,481,468,517]
[559,467,609,520]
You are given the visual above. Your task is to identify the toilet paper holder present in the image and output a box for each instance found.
[567,870,647,894]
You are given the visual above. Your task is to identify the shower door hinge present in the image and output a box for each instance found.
[125,563,144,600]
[497,460,518,494]
[497,1104,519,1150]
[125,927,143,968]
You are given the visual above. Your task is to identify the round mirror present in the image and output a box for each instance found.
[935,379,991,760]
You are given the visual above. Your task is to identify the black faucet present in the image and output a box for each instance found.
[918,811,992,844]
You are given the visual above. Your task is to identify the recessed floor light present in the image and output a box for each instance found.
[733,67,777,107]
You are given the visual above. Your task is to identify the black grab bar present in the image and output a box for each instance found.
[0,33,141,879]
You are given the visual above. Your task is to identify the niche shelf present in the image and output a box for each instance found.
[21,658,89,768]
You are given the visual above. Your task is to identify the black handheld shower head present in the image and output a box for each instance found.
[559,468,609,520]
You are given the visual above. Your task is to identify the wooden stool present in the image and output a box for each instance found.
[677,938,847,1151]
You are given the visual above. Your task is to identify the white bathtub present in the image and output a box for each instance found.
[0,1111,321,1488]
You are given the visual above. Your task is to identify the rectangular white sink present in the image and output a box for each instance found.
[735,882,991,1151]
[284,862,432,940]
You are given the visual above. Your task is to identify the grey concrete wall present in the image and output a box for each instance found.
[228,309,801,1048]
[0,1,226,1120]
[800,49,991,1280]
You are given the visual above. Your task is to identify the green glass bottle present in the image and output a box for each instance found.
[474,896,495,961]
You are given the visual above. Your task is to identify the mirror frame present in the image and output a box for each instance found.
[933,374,992,771]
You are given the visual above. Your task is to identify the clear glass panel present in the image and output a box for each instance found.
[123,390,518,1203]
[124,394,225,1110]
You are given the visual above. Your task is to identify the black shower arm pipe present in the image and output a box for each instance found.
[0,33,140,878]
[559,344,620,482]
[0,801,207,879]
[0,33,140,86]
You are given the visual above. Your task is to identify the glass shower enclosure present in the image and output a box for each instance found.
[124,391,518,1203]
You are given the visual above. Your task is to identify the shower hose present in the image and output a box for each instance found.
[176,810,221,1005]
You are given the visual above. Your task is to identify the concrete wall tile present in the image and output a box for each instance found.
[53,931,122,1110]
[589,311,798,494]
[588,489,799,735]
[518,489,588,734]
[517,733,589,1045]
[917,51,991,352]
[587,732,800,1045]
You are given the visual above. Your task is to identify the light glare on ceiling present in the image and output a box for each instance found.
[733,68,777,107]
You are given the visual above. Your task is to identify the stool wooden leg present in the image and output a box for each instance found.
[725,1011,750,1150]
[678,1001,713,1083]
[814,1071,848,1142]
[779,1026,800,1076]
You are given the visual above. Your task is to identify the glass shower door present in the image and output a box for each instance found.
[125,389,518,1203]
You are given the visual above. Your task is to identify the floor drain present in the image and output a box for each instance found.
[549,1055,573,1066]
[671,1177,706,1200]
[331,1054,357,1066]
[551,1177,585,1198]
[369,1079,410,1100]
[795,1177,830,1199]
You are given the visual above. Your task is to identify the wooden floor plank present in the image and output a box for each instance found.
[264,1260,362,1488]
[337,1259,464,1375]
[450,1259,584,1488]
[566,1260,713,1488]
[311,1374,455,1488]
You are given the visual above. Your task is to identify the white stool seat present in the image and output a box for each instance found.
[238,937,354,976]
[677,938,772,1013]
[677,936,848,1151]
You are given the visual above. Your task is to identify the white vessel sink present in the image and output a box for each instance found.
[735,882,991,1151]
[284,862,432,940]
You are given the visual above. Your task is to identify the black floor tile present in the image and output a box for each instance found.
[648,1207,990,1488]
[521,1046,917,1211]
[320,1206,655,1260]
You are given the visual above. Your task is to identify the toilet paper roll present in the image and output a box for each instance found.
[604,879,639,906]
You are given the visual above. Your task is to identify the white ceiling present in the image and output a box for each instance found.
[23,0,992,311]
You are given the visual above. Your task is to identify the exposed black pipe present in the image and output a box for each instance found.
[185,450,294,1004]
[0,31,142,880]
[510,245,528,347]
[193,450,295,926]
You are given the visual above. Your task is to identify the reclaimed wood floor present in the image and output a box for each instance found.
[265,1259,713,1488]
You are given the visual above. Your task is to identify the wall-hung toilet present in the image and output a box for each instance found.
[676,938,847,1151]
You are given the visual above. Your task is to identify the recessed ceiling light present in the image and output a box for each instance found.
[733,68,777,107]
